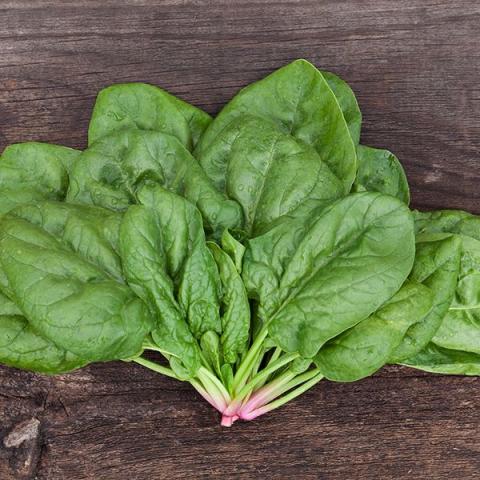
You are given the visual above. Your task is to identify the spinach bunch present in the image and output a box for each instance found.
[0,59,478,426]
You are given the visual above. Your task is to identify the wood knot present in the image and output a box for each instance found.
[4,417,40,448]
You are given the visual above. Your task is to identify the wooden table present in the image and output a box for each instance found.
[1,1,479,478]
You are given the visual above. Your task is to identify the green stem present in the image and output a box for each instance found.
[259,346,285,388]
[143,344,167,354]
[133,357,179,380]
[242,373,324,420]
[190,379,225,412]
[274,368,321,397]
[232,324,269,394]
[234,352,300,401]
[250,348,265,379]
[197,367,231,405]
[267,347,282,367]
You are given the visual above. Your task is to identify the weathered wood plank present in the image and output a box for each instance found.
[1,363,480,479]
[1,1,479,478]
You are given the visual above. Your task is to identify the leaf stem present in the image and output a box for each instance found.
[190,379,225,412]
[241,372,324,421]
[267,346,283,367]
[273,368,321,399]
[232,324,269,394]
[239,369,296,414]
[223,355,295,417]
[143,344,169,355]
[197,367,231,407]
[235,352,299,401]
[132,357,179,379]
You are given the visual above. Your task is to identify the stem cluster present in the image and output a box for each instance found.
[140,326,323,426]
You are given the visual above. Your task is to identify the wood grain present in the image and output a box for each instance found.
[1,1,479,478]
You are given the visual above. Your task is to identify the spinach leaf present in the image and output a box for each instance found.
[9,202,124,280]
[243,192,415,358]
[321,70,362,144]
[0,203,153,362]
[433,233,480,354]
[208,242,250,364]
[0,142,80,216]
[414,209,480,236]
[67,128,243,235]
[88,83,212,148]
[402,343,480,375]
[353,145,410,204]
[200,331,223,377]
[315,281,433,382]
[119,185,222,377]
[414,210,480,355]
[316,77,410,204]
[197,115,344,236]
[389,233,461,362]
[195,59,357,191]
[0,292,86,374]
[221,230,245,273]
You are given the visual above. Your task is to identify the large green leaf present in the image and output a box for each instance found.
[353,145,410,204]
[195,60,357,191]
[389,233,461,362]
[67,128,243,235]
[414,210,480,355]
[321,70,362,144]
[119,186,223,377]
[243,192,415,358]
[221,229,245,273]
[8,202,124,280]
[402,343,480,375]
[433,233,480,354]
[0,203,152,362]
[315,281,432,382]
[88,83,212,149]
[197,115,344,236]
[0,292,86,374]
[208,242,250,364]
[414,209,480,237]
[317,73,411,204]
[0,142,80,216]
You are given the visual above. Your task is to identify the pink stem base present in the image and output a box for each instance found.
[220,414,239,427]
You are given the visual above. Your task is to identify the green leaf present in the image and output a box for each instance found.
[414,209,480,237]
[119,186,223,376]
[414,210,480,355]
[88,83,212,148]
[243,192,415,358]
[0,142,80,216]
[0,314,87,374]
[389,234,461,362]
[10,202,124,281]
[316,281,433,382]
[195,59,357,191]
[402,343,480,375]
[67,128,243,235]
[432,234,480,354]
[208,242,250,364]
[221,363,234,393]
[353,145,410,204]
[221,230,245,273]
[0,292,86,374]
[200,331,223,377]
[318,76,408,204]
[0,204,153,362]
[197,115,344,236]
[321,70,362,144]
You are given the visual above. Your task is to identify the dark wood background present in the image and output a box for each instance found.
[1,1,479,478]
